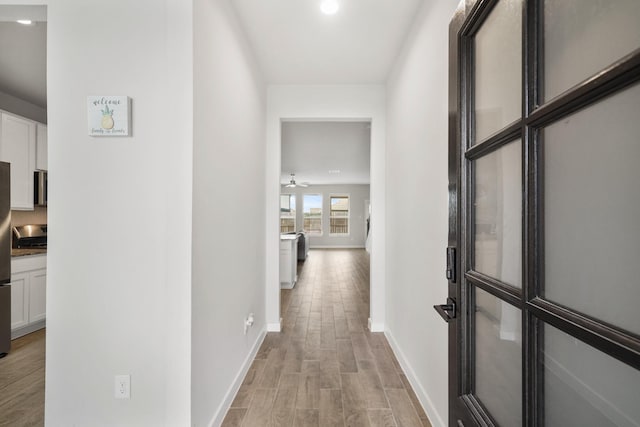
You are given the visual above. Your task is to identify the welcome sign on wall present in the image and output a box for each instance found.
[87,96,132,136]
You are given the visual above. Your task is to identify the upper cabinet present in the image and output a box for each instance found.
[0,112,36,210]
[36,123,47,171]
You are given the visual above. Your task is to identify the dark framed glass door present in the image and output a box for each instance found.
[442,0,640,425]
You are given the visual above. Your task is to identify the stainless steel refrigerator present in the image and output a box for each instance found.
[0,162,11,357]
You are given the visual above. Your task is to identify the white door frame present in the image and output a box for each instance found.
[265,85,387,332]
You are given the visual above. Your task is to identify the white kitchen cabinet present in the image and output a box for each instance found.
[36,123,47,171]
[10,254,46,338]
[0,112,36,210]
[9,272,28,331]
[29,269,46,323]
[280,235,299,289]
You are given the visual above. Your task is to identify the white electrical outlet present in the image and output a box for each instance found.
[244,312,255,335]
[244,313,254,335]
[114,374,131,399]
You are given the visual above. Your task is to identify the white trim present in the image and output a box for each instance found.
[369,321,384,332]
[265,85,387,342]
[209,327,267,427]
[310,245,365,249]
[11,320,45,340]
[267,322,281,332]
[385,329,446,427]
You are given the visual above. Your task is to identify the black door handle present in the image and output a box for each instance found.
[434,297,456,322]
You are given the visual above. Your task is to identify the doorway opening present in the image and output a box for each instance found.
[279,120,371,322]
[0,5,48,426]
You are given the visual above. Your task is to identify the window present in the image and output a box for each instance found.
[330,195,349,235]
[303,194,322,234]
[280,194,296,233]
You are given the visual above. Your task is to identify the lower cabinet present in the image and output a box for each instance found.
[280,236,299,289]
[9,272,29,331]
[10,255,46,339]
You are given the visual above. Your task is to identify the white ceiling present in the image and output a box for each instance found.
[233,1,420,186]
[0,6,47,108]
[232,0,423,84]
[0,2,420,184]
[281,121,371,185]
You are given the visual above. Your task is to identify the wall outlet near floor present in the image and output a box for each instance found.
[114,374,131,399]
[244,312,255,335]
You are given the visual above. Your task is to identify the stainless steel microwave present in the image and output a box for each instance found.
[34,170,47,207]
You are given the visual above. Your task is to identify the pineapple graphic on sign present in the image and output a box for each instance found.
[101,104,114,130]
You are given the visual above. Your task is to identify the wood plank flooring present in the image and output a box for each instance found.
[0,328,45,427]
[222,249,432,427]
[0,250,432,427]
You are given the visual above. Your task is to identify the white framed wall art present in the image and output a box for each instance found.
[87,96,132,136]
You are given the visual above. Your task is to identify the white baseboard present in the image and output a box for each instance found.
[368,319,384,332]
[280,282,295,290]
[210,327,267,427]
[11,320,45,340]
[267,322,281,332]
[385,330,446,427]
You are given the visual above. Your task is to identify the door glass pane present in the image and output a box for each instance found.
[474,140,522,288]
[544,0,640,101]
[475,287,522,426]
[544,83,640,335]
[544,324,640,426]
[474,0,522,143]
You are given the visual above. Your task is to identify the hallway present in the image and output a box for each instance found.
[222,249,431,427]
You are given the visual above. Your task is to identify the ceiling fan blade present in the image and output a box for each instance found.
[298,183,309,187]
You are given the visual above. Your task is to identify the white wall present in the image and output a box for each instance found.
[266,85,386,332]
[191,0,266,426]
[282,184,370,248]
[45,0,193,425]
[385,1,459,426]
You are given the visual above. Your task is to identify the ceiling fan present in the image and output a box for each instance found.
[284,173,309,188]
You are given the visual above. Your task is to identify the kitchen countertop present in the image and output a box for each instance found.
[280,234,299,241]
[11,248,47,257]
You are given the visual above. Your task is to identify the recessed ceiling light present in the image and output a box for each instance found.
[320,0,339,15]
[16,20,33,25]
[328,169,341,174]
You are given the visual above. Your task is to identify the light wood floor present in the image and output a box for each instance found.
[0,250,432,427]
[222,249,432,427]
[0,328,45,427]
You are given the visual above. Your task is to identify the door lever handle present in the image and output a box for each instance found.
[434,297,456,323]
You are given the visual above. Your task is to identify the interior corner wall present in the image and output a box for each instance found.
[45,0,193,425]
[0,90,47,123]
[191,0,266,426]
[266,85,386,332]
[385,1,459,426]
